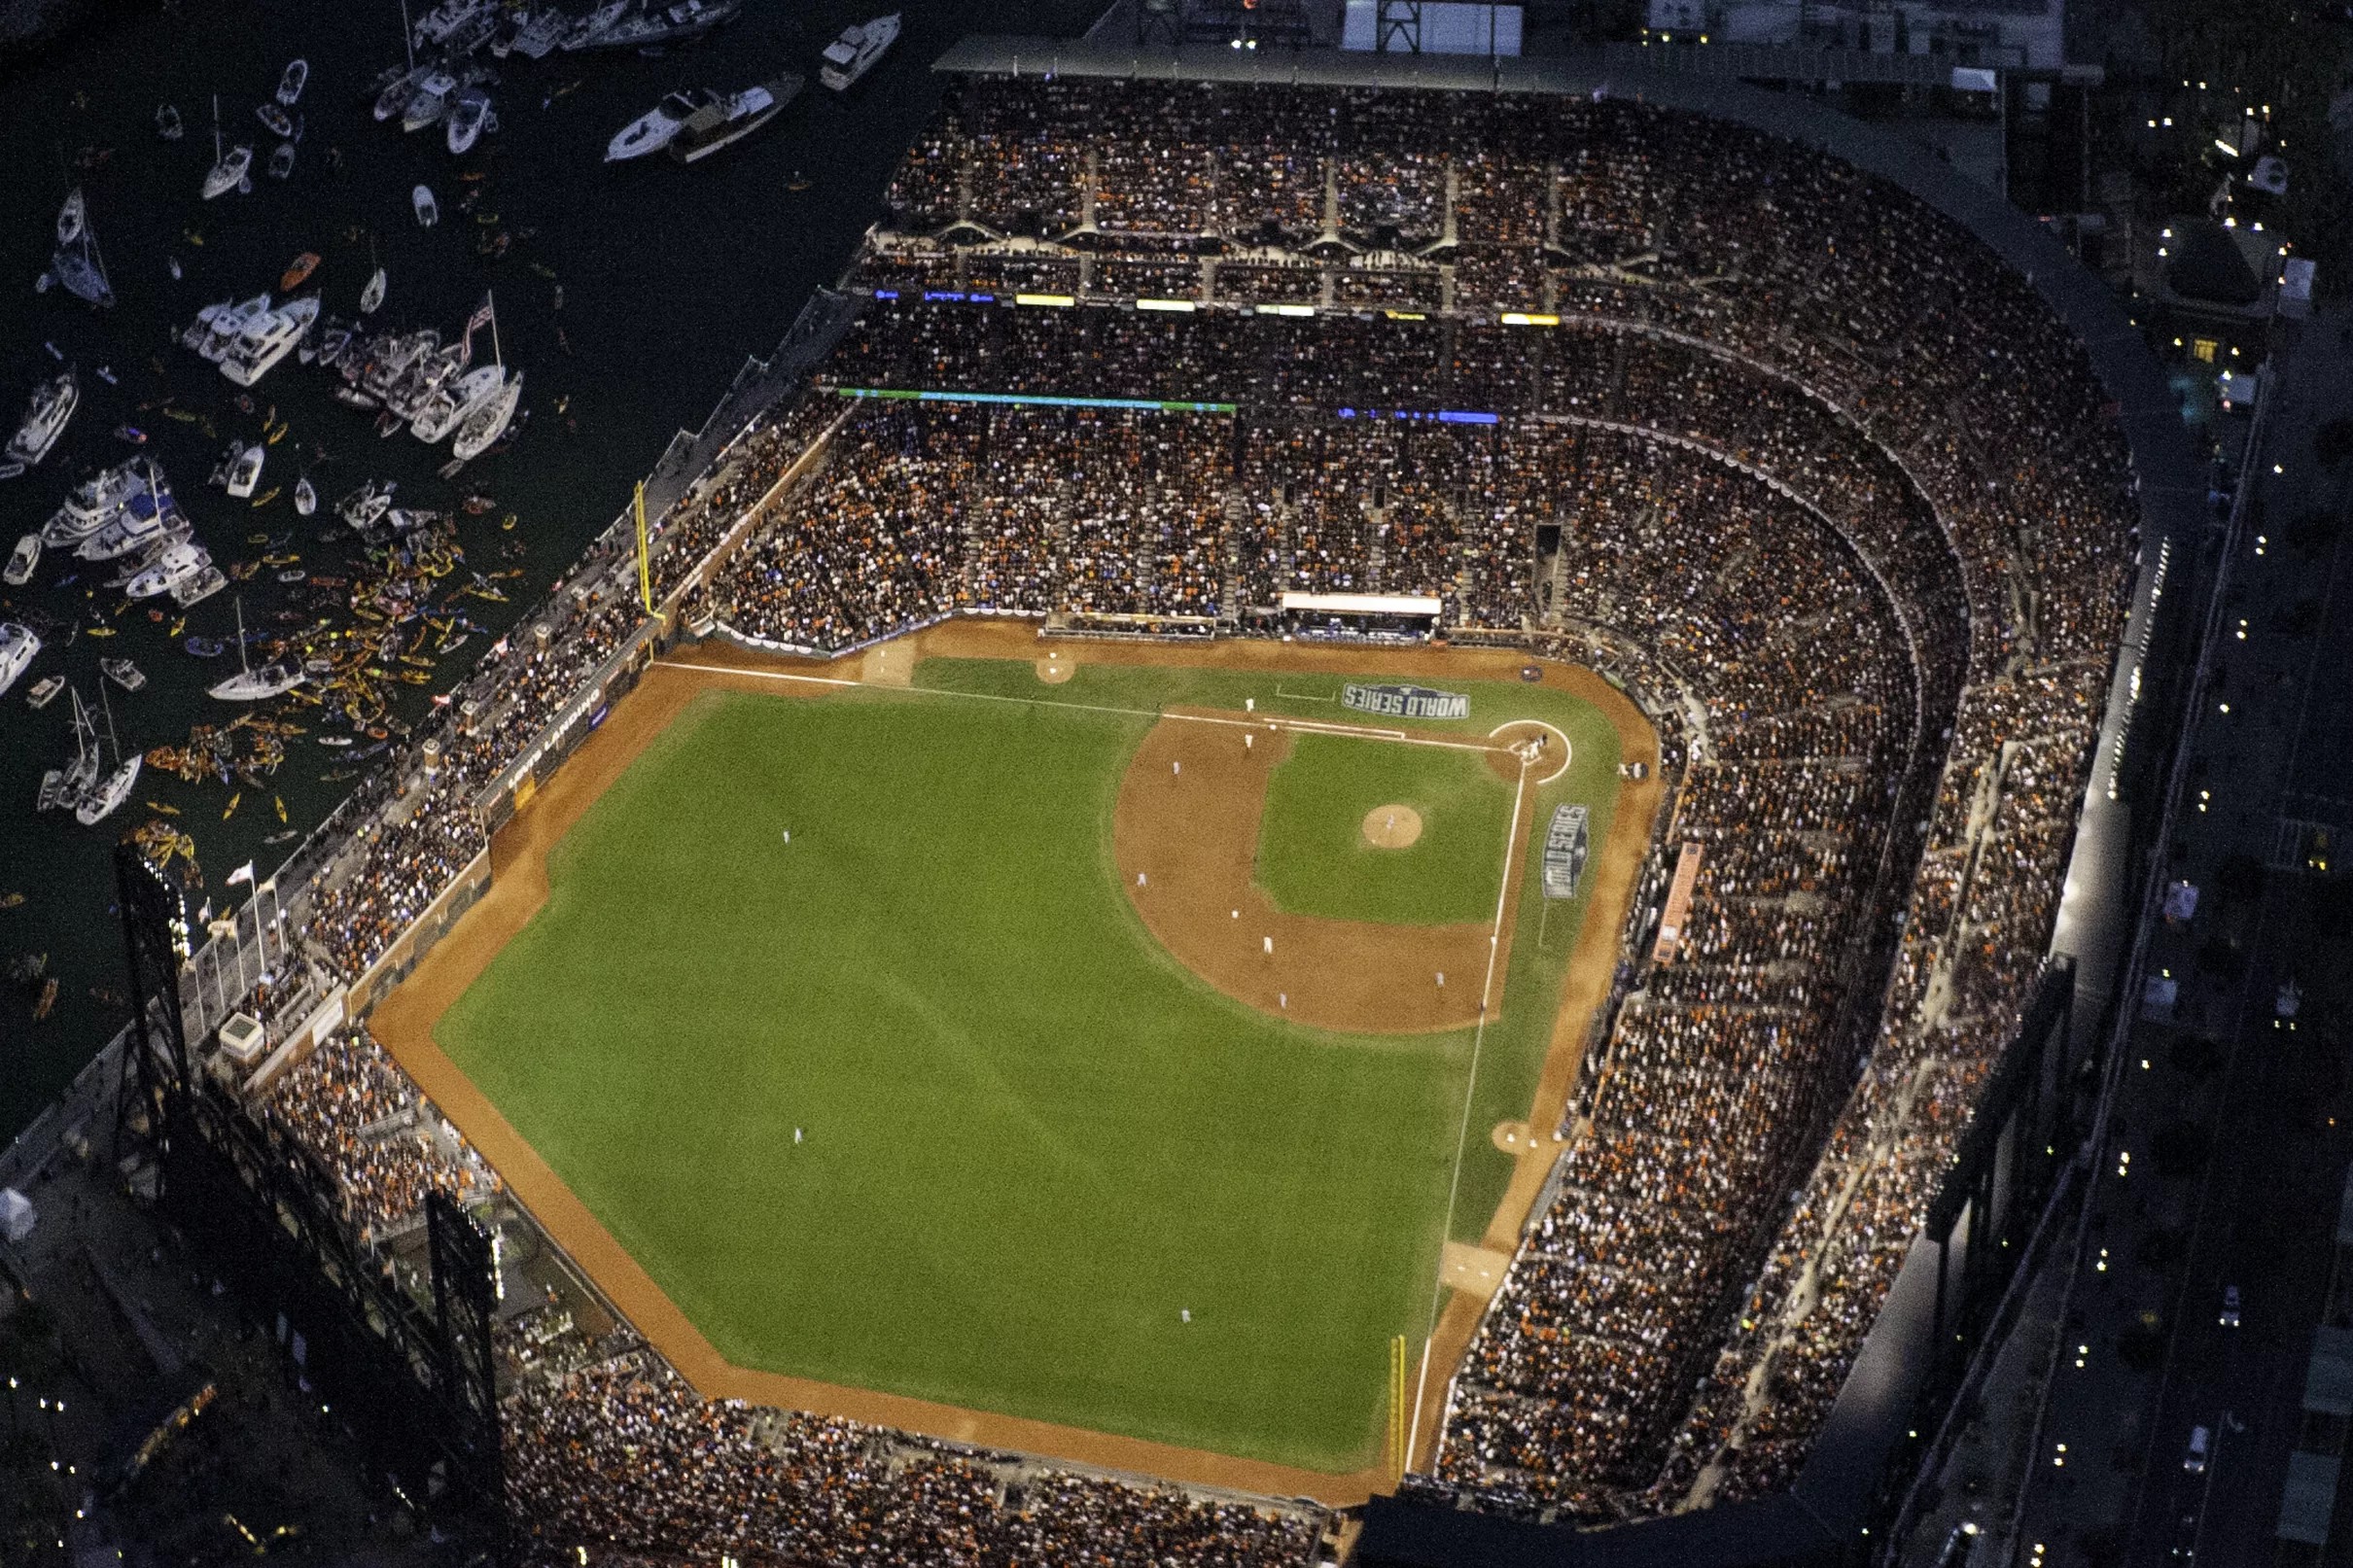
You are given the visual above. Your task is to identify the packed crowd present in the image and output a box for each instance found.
[223,70,2144,1554]
[268,1028,502,1245]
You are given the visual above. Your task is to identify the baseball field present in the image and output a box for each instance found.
[422,638,1636,1479]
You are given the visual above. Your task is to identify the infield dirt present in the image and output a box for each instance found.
[366,619,1664,1503]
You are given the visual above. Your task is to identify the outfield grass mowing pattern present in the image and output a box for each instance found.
[438,661,1623,1472]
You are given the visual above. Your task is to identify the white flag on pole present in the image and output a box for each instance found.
[226,861,256,888]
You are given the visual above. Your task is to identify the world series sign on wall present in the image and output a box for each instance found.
[1341,683,1470,720]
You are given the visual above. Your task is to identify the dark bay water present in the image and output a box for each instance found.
[0,0,1097,1143]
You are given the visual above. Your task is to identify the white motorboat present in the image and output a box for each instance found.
[99,657,145,693]
[671,74,799,163]
[562,0,630,50]
[56,189,85,246]
[294,474,317,514]
[583,0,742,51]
[277,57,309,106]
[446,86,493,155]
[258,101,295,138]
[361,265,387,313]
[27,674,63,708]
[224,442,265,499]
[4,533,37,585]
[450,368,520,460]
[413,184,439,226]
[403,69,459,132]
[605,89,715,161]
[268,141,297,180]
[820,13,898,91]
[172,563,228,607]
[413,0,485,47]
[125,540,213,599]
[374,65,425,122]
[0,621,37,698]
[221,296,321,387]
[411,364,502,442]
[511,6,570,56]
[6,371,77,467]
[77,474,186,560]
[338,478,396,529]
[197,294,273,362]
[42,463,148,546]
[203,98,253,199]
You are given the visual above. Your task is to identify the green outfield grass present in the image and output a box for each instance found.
[1256,735,1516,925]
[437,657,1627,1473]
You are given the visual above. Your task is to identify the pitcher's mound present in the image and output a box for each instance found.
[1362,805,1423,849]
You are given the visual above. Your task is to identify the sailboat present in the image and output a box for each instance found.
[202,96,254,199]
[361,232,386,314]
[208,596,307,701]
[77,683,140,826]
[448,293,520,462]
[50,188,114,309]
[36,688,102,813]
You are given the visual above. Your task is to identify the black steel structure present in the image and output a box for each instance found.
[111,844,504,1530]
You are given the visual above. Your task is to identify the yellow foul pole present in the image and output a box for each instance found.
[634,480,653,613]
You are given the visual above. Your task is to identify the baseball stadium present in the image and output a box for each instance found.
[101,30,2192,1568]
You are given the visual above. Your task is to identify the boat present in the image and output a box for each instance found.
[185,637,224,657]
[114,424,146,444]
[221,296,320,388]
[6,371,78,467]
[268,142,297,180]
[819,13,898,91]
[4,533,36,585]
[561,0,631,50]
[76,687,139,826]
[450,368,520,460]
[411,364,502,442]
[413,0,486,48]
[27,674,64,708]
[446,87,493,155]
[125,540,213,600]
[361,264,386,314]
[78,466,188,560]
[37,690,102,813]
[413,184,439,226]
[0,621,37,697]
[156,102,184,140]
[282,252,321,291]
[511,6,570,57]
[194,294,273,361]
[100,657,145,692]
[580,0,742,51]
[171,564,228,607]
[338,478,396,528]
[203,97,253,200]
[294,474,317,514]
[43,462,150,546]
[224,442,265,498]
[51,189,114,308]
[605,87,716,160]
[277,57,309,106]
[402,70,459,132]
[670,74,800,163]
[373,66,425,122]
[257,102,295,139]
[209,600,307,701]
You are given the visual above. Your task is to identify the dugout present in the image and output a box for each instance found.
[1279,591,1444,644]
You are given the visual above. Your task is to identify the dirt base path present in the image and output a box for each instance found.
[1115,714,1523,1034]
[366,620,1665,1506]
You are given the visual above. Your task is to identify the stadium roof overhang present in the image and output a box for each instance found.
[1280,592,1444,616]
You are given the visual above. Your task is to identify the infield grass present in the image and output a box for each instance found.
[437,658,1626,1473]
[1256,735,1514,925]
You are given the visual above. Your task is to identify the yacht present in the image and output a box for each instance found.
[221,296,321,387]
[209,600,307,701]
[224,442,265,499]
[413,184,439,226]
[196,295,274,361]
[450,368,521,460]
[412,365,503,442]
[373,66,425,122]
[42,462,147,546]
[606,88,716,160]
[77,471,187,560]
[583,0,742,51]
[0,621,37,698]
[4,533,36,585]
[446,87,494,155]
[562,0,632,50]
[276,57,309,106]
[6,371,78,467]
[819,13,898,91]
[403,70,460,132]
[338,478,396,529]
[125,540,213,599]
[671,74,799,163]
[510,6,569,56]
[413,0,486,48]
